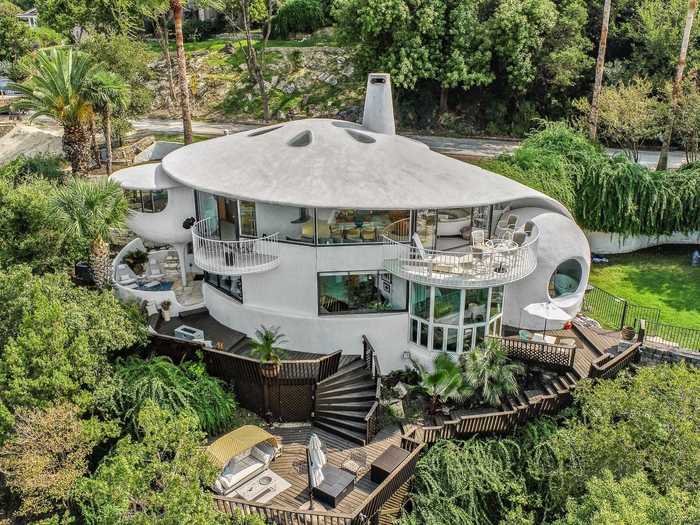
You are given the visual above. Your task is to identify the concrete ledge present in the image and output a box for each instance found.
[586,230,700,255]
[639,345,700,367]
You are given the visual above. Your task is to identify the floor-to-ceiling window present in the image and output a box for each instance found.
[409,284,504,352]
[316,209,410,245]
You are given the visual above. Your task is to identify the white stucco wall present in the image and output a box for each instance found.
[126,186,195,245]
[503,208,591,331]
[586,230,700,254]
[203,242,411,371]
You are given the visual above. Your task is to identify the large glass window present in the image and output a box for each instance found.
[318,271,406,315]
[410,285,504,353]
[255,203,314,244]
[415,209,437,249]
[411,283,430,320]
[125,189,168,213]
[433,288,461,325]
[204,272,243,302]
[434,206,492,250]
[238,200,257,237]
[549,259,583,299]
[316,209,410,245]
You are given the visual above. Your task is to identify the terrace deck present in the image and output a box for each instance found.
[241,424,404,513]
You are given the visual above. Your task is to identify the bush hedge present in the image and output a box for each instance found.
[487,123,700,236]
[271,0,326,39]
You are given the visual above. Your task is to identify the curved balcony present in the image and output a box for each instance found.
[192,218,281,276]
[382,220,539,288]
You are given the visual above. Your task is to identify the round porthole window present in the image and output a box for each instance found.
[548,259,583,299]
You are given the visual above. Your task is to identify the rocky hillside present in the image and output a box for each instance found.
[146,36,364,123]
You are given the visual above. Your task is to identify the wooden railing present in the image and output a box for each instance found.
[589,342,641,380]
[492,336,576,371]
[213,435,424,525]
[362,335,383,444]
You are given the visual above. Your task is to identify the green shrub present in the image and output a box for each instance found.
[101,355,238,436]
[29,25,65,48]
[271,0,326,39]
[182,19,220,42]
[488,122,700,236]
[0,153,66,186]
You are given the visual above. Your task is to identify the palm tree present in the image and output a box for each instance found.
[462,339,523,408]
[86,71,131,176]
[658,0,698,170]
[249,325,288,364]
[52,178,128,288]
[412,353,472,414]
[9,48,101,175]
[589,0,612,141]
[170,0,194,144]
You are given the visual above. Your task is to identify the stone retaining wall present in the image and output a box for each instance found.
[639,344,700,367]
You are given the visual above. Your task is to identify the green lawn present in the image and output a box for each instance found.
[152,133,214,143]
[589,248,700,329]
[149,33,338,54]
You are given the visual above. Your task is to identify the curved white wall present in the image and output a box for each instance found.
[126,186,195,245]
[586,230,700,254]
[503,208,591,331]
[204,242,411,371]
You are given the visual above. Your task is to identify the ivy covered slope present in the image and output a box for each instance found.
[146,34,364,121]
[481,123,700,236]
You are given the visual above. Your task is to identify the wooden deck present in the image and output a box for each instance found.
[260,424,403,514]
[547,319,621,379]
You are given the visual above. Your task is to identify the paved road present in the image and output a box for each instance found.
[130,117,685,169]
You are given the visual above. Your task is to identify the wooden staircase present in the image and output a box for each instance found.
[313,337,382,446]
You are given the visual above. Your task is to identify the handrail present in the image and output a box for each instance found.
[191,217,281,275]
[361,335,383,443]
[590,342,641,379]
[491,336,577,371]
[381,218,539,288]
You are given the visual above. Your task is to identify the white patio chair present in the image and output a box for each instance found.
[471,229,486,247]
[146,258,166,280]
[412,233,435,261]
[115,264,138,286]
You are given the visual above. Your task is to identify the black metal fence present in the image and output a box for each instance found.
[637,320,700,352]
[582,285,660,330]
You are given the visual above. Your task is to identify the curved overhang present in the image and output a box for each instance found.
[109,162,182,191]
[160,119,571,218]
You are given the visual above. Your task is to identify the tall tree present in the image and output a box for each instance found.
[51,178,128,288]
[9,48,100,175]
[203,0,276,121]
[589,0,612,140]
[657,0,697,170]
[170,0,193,144]
[86,71,131,175]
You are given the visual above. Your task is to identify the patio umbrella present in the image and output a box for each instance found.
[523,302,572,333]
[306,433,326,510]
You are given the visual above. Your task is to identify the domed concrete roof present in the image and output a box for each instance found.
[161,118,568,213]
[110,162,181,191]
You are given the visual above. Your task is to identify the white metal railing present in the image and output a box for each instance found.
[382,219,539,288]
[191,217,281,275]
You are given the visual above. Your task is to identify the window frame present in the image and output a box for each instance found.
[317,270,408,316]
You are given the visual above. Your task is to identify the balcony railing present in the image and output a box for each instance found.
[382,219,539,288]
[191,218,280,276]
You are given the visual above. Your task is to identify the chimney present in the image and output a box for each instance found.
[361,73,395,135]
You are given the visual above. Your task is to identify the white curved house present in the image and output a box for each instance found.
[110,74,591,371]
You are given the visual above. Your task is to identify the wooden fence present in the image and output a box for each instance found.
[213,436,425,525]
[492,336,576,371]
[150,333,341,421]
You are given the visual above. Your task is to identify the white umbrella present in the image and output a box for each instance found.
[523,302,572,333]
[307,433,326,488]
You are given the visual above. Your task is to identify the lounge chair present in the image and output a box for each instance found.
[360,225,377,242]
[329,225,344,243]
[146,258,166,280]
[115,263,138,286]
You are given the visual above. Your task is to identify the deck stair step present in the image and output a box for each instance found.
[313,420,367,446]
[316,381,376,398]
[314,409,369,422]
[516,392,530,407]
[565,372,579,385]
[313,353,377,446]
[315,416,368,432]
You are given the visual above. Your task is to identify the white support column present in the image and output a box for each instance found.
[174,242,189,287]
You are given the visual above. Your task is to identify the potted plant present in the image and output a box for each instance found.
[123,249,149,275]
[250,325,287,378]
[621,325,636,341]
[160,300,172,322]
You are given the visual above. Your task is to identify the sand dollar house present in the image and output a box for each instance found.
[110,74,590,372]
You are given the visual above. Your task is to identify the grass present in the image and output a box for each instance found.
[148,33,338,54]
[589,247,700,329]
